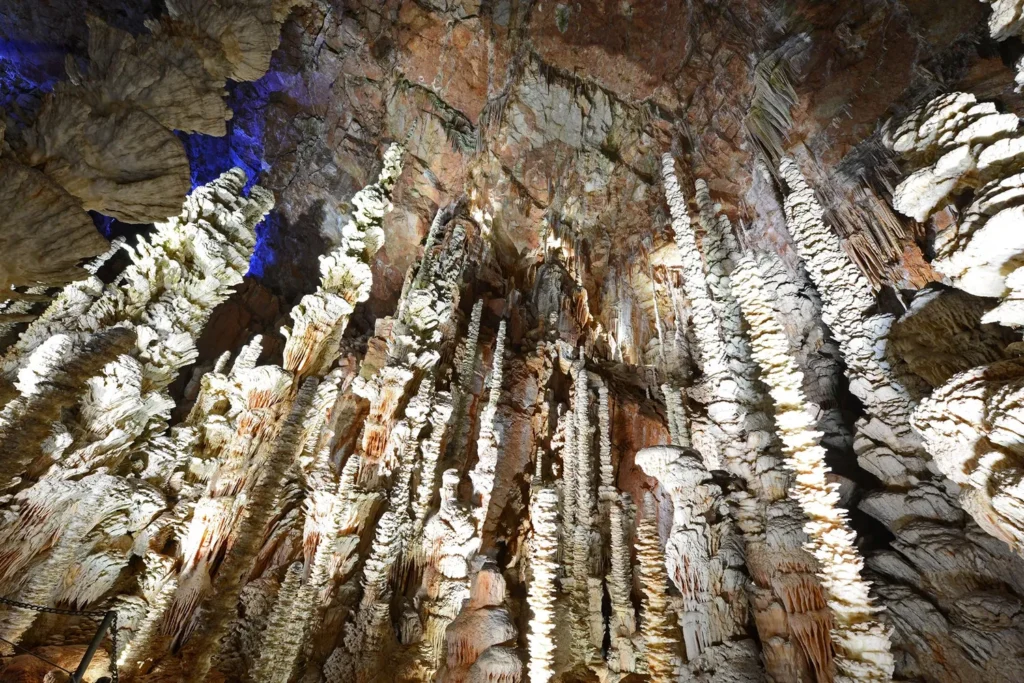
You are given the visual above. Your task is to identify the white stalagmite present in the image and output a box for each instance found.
[527,486,559,683]
[0,476,112,650]
[183,378,319,682]
[0,168,272,507]
[469,318,507,532]
[607,492,637,677]
[282,143,405,379]
[661,383,690,448]
[661,155,729,473]
[665,154,831,681]
[636,492,680,683]
[635,446,713,659]
[569,359,603,658]
[781,154,1024,683]
[116,556,178,675]
[598,385,614,491]
[732,256,894,682]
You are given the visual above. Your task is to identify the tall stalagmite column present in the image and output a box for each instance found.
[527,487,559,683]
[732,256,894,682]
[664,153,832,681]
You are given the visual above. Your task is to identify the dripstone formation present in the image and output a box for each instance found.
[5,1,1024,682]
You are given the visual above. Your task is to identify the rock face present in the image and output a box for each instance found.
[0,2,301,296]
[8,0,1024,682]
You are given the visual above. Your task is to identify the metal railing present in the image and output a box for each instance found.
[0,595,117,682]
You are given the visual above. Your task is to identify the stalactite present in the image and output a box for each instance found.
[636,491,680,683]
[732,256,894,681]
[527,487,559,683]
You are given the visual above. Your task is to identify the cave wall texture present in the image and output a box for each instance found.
[4,0,1024,681]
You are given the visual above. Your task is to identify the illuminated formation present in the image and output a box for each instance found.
[732,256,894,681]
[8,4,1024,681]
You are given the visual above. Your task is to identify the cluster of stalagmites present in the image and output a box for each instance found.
[0,143,403,681]
[11,66,1024,683]
[778,144,1024,683]
[0,0,306,297]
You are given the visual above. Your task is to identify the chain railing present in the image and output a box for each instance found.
[0,595,117,682]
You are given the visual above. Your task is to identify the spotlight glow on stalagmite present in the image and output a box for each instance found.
[732,255,894,682]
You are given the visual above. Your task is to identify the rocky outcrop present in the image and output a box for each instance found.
[0,2,302,295]
[913,358,1024,557]
[889,93,1024,307]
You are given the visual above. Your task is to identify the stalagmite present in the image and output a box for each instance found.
[0,170,272,631]
[636,491,680,683]
[732,256,894,681]
[665,154,831,681]
[0,476,113,650]
[782,155,1024,683]
[12,6,1024,679]
[607,492,638,678]
[448,300,484,465]
[441,562,520,683]
[526,487,559,683]
[470,319,507,532]
[282,143,405,380]
[183,378,319,682]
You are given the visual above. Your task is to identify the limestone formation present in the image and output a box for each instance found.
[781,157,1024,683]
[526,487,558,683]
[282,143,405,380]
[9,4,1024,681]
[0,160,108,294]
[636,492,680,683]
[913,358,1024,557]
[732,257,894,682]
[0,2,301,294]
[666,154,832,682]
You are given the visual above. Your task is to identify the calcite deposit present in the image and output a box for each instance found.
[7,0,1024,682]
